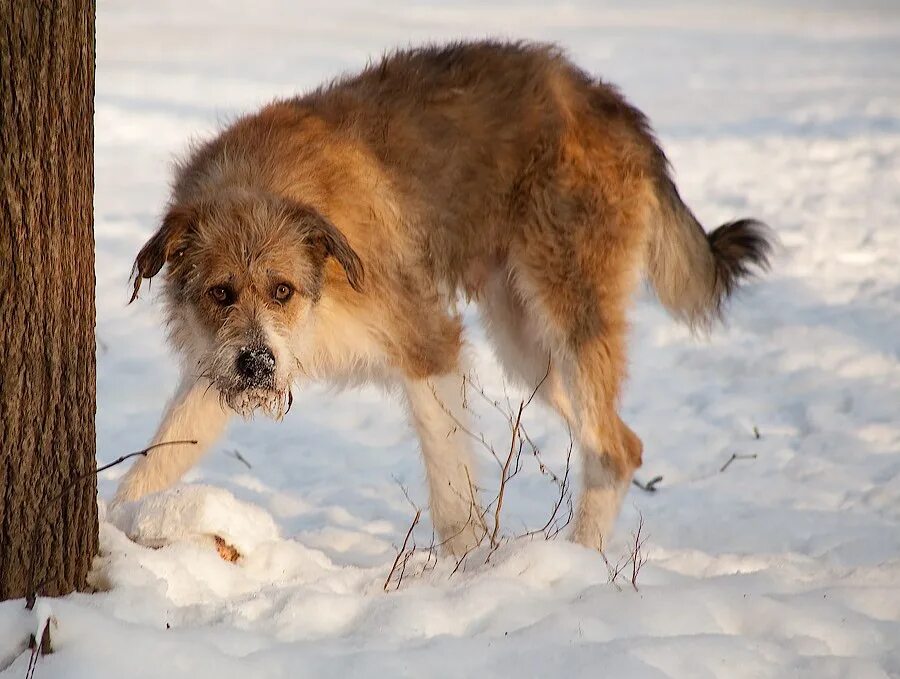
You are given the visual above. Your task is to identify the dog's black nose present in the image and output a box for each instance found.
[236,346,276,384]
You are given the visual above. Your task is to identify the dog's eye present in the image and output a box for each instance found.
[208,285,234,306]
[273,283,293,302]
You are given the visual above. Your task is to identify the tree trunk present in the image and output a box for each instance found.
[0,0,97,600]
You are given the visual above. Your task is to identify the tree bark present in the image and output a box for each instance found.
[0,0,97,600]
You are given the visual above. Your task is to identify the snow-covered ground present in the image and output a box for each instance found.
[3,0,900,676]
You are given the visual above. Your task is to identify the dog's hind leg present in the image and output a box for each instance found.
[402,366,486,556]
[507,150,650,549]
[484,265,642,551]
[113,375,231,504]
[479,271,576,425]
[538,297,643,552]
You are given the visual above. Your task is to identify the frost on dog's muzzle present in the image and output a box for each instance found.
[222,386,291,421]
[235,345,276,388]
[212,344,291,420]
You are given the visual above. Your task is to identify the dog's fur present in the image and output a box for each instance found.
[115,41,771,554]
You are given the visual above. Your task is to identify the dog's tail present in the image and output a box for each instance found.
[645,172,772,330]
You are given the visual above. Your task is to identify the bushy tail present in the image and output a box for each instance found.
[646,175,772,329]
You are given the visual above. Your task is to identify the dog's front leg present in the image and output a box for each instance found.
[113,375,230,504]
[403,370,485,557]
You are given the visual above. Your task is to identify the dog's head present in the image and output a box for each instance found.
[131,191,363,418]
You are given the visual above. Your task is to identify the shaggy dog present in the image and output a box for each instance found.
[115,41,771,554]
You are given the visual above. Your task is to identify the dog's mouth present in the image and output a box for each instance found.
[220,386,292,421]
[203,342,295,420]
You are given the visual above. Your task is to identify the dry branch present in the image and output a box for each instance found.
[384,509,421,592]
[489,401,524,550]
[719,452,758,473]
[601,512,649,591]
[522,440,574,540]
[629,513,648,591]
[382,360,584,589]
[632,475,663,493]
[226,448,253,469]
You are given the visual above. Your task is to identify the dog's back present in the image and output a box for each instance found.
[169,40,770,337]
[295,42,669,289]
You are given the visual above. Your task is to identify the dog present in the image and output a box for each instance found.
[114,41,771,555]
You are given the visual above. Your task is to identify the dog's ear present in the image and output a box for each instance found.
[130,205,197,303]
[290,204,364,292]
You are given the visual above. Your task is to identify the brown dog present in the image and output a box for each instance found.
[114,41,771,554]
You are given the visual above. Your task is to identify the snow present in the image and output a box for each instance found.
[107,486,280,552]
[2,0,900,677]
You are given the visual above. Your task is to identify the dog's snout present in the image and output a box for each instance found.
[236,346,276,384]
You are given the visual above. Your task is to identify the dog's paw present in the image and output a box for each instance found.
[107,485,279,561]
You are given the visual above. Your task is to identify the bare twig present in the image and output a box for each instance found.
[632,475,663,493]
[600,512,649,592]
[523,356,552,409]
[489,401,524,551]
[384,509,421,592]
[630,513,648,592]
[719,452,758,473]
[65,439,197,499]
[484,359,551,553]
[430,383,503,467]
[522,439,574,540]
[226,448,253,470]
[600,549,628,590]
[385,357,582,585]
[449,543,478,578]
[396,550,414,590]
[465,363,569,506]
[391,475,420,513]
[415,531,439,578]
[546,502,574,540]
[464,467,491,541]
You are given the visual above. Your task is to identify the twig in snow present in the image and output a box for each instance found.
[630,512,648,592]
[601,512,649,592]
[430,382,503,467]
[488,400,524,552]
[385,358,579,586]
[719,452,758,473]
[449,542,478,578]
[521,438,574,540]
[388,477,441,579]
[484,360,551,557]
[415,531,439,578]
[226,448,252,469]
[601,548,629,591]
[462,467,491,542]
[25,607,55,679]
[384,509,421,592]
[392,475,420,514]
[632,475,663,493]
